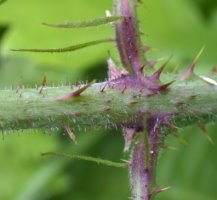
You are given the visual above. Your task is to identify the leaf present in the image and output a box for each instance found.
[11,38,114,53]
[0,0,7,6]
[41,152,127,168]
[42,16,123,29]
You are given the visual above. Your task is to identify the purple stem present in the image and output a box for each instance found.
[114,0,146,77]
[130,142,151,200]
[129,114,171,200]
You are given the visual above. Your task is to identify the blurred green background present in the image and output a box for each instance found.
[0,0,217,199]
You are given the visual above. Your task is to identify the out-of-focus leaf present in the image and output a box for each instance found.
[1,0,216,71]
[157,123,217,200]
[0,0,114,70]
[0,0,7,6]
[140,0,217,68]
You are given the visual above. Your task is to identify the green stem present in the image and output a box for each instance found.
[0,79,216,132]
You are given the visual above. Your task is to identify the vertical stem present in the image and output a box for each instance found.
[130,142,152,200]
[129,114,170,200]
[114,0,146,77]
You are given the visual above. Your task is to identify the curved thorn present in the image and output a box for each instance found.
[56,81,94,101]
[158,80,175,91]
[177,47,205,80]
[151,55,173,81]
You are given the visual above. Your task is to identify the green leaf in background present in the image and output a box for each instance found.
[140,0,217,69]
[157,124,217,200]
[0,0,7,6]
[0,0,217,200]
[0,0,216,70]
[0,0,114,70]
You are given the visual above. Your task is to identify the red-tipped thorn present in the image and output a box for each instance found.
[157,80,175,92]
[177,47,205,80]
[56,81,93,101]
[151,56,173,81]
[38,75,47,95]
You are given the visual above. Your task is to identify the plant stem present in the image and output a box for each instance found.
[114,0,146,76]
[0,79,216,133]
[129,113,171,200]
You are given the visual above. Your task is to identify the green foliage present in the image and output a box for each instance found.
[0,0,7,6]
[0,0,217,200]
[0,0,217,70]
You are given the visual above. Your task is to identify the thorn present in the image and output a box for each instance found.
[75,81,80,87]
[64,126,77,144]
[148,56,168,68]
[144,45,159,53]
[198,75,217,86]
[121,85,127,94]
[158,80,175,91]
[127,101,138,105]
[168,123,184,131]
[171,132,188,145]
[171,99,188,109]
[105,10,112,17]
[38,74,47,95]
[103,106,111,112]
[188,94,198,100]
[198,122,214,144]
[177,47,205,80]
[123,128,136,152]
[69,111,82,116]
[104,99,112,104]
[56,81,94,101]
[151,56,172,81]
[107,58,128,80]
[162,144,177,151]
[137,0,143,4]
[210,66,217,76]
[170,64,180,73]
[140,64,145,73]
[156,186,171,194]
[100,83,108,93]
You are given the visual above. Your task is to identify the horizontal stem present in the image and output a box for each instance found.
[0,78,217,132]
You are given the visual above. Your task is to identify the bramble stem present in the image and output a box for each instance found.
[0,80,216,132]
[114,0,146,76]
